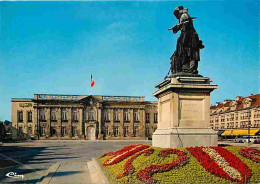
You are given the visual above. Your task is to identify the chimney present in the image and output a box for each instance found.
[216,102,222,106]
[236,96,242,101]
[224,99,232,104]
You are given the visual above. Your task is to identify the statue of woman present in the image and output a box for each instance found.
[168,6,204,75]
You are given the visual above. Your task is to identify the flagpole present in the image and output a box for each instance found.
[90,74,93,96]
[90,74,95,96]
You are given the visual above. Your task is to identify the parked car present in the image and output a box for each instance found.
[255,139,260,144]
[234,137,247,143]
[251,136,260,143]
[243,136,260,143]
[234,136,260,143]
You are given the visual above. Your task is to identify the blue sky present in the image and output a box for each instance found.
[0,0,259,121]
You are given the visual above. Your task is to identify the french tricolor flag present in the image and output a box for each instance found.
[91,74,95,87]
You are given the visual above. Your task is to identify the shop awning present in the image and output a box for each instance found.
[221,129,260,136]
[217,130,225,136]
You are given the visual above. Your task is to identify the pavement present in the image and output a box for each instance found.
[38,160,91,184]
[0,140,151,183]
[0,140,259,184]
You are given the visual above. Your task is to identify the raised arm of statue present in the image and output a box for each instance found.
[172,24,180,34]
[168,24,181,34]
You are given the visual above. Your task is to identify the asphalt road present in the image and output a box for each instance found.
[0,140,152,183]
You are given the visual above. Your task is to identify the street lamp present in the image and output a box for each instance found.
[248,109,251,143]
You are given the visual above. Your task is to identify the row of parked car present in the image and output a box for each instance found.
[233,136,260,143]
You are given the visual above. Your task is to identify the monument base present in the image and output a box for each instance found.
[152,75,218,148]
[152,127,217,148]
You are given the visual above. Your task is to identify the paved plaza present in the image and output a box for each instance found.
[0,140,259,183]
[0,140,151,183]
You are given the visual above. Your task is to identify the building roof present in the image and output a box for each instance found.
[211,94,260,114]
[249,94,260,107]
[12,94,154,103]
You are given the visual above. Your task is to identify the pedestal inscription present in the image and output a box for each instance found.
[180,99,203,121]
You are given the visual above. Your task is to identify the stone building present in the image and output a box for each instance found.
[210,94,260,136]
[11,94,158,140]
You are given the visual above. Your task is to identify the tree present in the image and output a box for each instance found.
[0,122,6,141]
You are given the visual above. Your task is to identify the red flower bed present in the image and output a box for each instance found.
[239,148,260,163]
[117,148,154,178]
[102,144,150,166]
[101,144,138,158]
[137,149,189,184]
[187,147,251,183]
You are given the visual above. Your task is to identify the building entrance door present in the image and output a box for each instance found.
[87,127,95,140]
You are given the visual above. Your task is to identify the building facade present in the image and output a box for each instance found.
[11,94,158,140]
[210,94,260,132]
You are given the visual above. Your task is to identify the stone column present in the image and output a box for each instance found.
[24,110,28,135]
[68,108,72,138]
[33,107,38,136]
[33,108,37,135]
[97,104,102,139]
[130,109,134,136]
[46,108,51,137]
[139,109,145,137]
[118,109,123,138]
[109,108,114,137]
[57,108,61,137]
[117,109,121,137]
[79,108,83,138]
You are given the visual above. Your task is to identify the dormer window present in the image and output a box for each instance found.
[230,101,237,111]
[242,98,252,108]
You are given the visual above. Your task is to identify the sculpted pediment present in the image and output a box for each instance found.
[78,95,101,106]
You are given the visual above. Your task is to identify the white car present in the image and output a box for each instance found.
[234,137,247,143]
[237,136,260,143]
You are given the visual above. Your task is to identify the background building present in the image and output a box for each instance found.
[11,94,157,140]
[210,94,260,137]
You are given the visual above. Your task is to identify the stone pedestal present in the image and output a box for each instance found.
[152,75,218,148]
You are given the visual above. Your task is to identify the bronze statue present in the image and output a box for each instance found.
[168,6,204,76]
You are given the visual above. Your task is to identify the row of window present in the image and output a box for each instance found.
[18,126,78,137]
[40,126,78,137]
[211,111,257,123]
[105,126,156,137]
[103,110,140,122]
[211,109,260,122]
[145,113,158,123]
[212,120,260,130]
[17,109,158,123]
[18,126,33,135]
[18,111,32,122]
[18,125,157,138]
[104,110,158,123]
[18,108,92,122]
